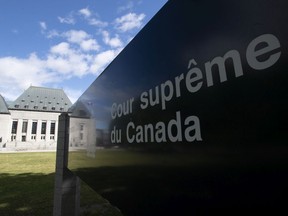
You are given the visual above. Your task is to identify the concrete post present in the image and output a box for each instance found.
[53,113,80,216]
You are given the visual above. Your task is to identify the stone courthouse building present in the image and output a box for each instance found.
[0,86,72,151]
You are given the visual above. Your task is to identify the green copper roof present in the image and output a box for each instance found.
[0,94,10,114]
[9,86,72,112]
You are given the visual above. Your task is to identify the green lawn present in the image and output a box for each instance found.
[0,152,122,216]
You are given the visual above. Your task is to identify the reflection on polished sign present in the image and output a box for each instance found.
[68,0,288,215]
[111,34,281,144]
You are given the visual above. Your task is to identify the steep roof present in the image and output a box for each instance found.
[9,86,72,112]
[0,94,10,114]
[69,100,92,118]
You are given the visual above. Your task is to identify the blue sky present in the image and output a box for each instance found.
[0,0,167,103]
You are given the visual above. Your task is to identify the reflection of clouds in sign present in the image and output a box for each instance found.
[75,76,141,130]
[93,118,108,130]
[74,27,282,132]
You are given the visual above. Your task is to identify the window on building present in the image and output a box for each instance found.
[31,135,36,140]
[0,137,2,143]
[50,122,56,135]
[11,121,18,134]
[22,136,26,142]
[22,121,28,133]
[41,122,47,134]
[80,133,84,141]
[80,124,84,131]
[11,135,16,141]
[31,122,37,134]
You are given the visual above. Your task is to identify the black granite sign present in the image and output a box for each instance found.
[68,0,288,215]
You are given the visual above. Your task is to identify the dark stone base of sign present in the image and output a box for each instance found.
[53,113,80,216]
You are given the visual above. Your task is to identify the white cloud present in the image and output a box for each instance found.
[47,42,92,77]
[102,30,123,48]
[115,13,145,32]
[64,30,88,43]
[79,8,91,18]
[117,0,143,13]
[58,13,75,25]
[63,30,100,51]
[79,7,108,27]
[47,29,60,38]
[58,17,75,25]
[117,1,134,13]
[80,39,100,51]
[1,6,131,102]
[50,42,71,55]
[39,21,47,30]
[0,30,123,101]
[88,18,108,27]
[0,54,57,101]
[90,49,122,75]
[0,54,55,87]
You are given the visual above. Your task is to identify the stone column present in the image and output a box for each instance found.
[26,119,33,142]
[16,119,22,142]
[46,120,51,141]
[36,119,42,142]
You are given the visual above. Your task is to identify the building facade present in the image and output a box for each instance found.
[0,86,72,151]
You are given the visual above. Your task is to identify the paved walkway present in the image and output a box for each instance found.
[0,149,56,153]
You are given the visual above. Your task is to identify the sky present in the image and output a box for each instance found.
[0,0,167,103]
